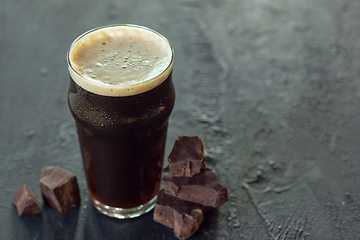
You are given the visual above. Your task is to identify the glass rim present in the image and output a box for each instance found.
[67,24,174,97]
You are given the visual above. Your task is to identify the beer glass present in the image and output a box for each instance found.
[67,24,175,219]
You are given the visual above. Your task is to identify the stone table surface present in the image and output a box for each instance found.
[1,0,360,239]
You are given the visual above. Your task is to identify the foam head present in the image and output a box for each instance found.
[67,24,174,96]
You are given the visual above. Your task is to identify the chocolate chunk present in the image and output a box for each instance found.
[154,190,209,240]
[162,165,228,207]
[13,184,42,216]
[168,136,205,177]
[39,166,81,213]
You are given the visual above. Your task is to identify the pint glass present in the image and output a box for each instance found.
[67,25,175,219]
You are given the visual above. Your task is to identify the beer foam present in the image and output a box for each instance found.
[68,25,173,96]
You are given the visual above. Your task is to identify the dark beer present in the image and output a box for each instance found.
[67,25,174,218]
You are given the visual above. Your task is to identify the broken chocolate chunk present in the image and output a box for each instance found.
[168,136,205,177]
[162,165,228,207]
[39,166,81,213]
[13,184,42,216]
[154,190,209,240]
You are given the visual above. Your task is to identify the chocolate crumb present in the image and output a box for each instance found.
[154,190,209,240]
[39,166,81,213]
[168,136,205,177]
[162,165,228,208]
[13,184,42,216]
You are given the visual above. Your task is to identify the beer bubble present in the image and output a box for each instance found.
[100,76,109,83]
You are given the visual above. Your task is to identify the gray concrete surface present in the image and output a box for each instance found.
[1,0,360,239]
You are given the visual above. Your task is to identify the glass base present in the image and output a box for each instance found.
[90,195,157,219]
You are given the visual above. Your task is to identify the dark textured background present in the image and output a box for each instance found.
[1,0,360,239]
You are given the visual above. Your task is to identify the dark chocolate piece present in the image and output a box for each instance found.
[162,165,228,207]
[154,190,209,240]
[13,184,42,216]
[168,136,205,177]
[39,166,81,213]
